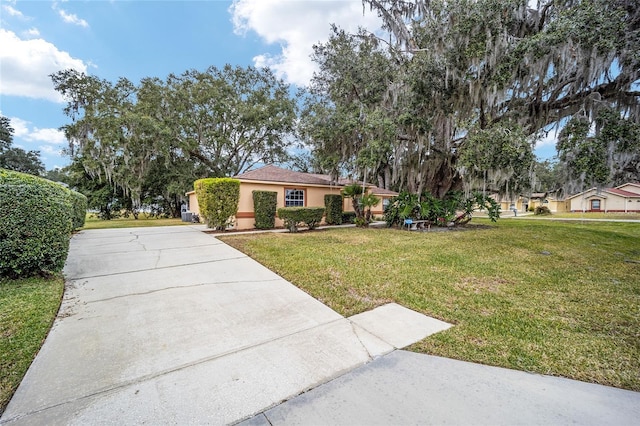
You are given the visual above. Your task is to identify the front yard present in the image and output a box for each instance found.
[221,219,640,391]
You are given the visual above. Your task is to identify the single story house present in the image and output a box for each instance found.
[186,165,398,230]
[567,182,640,212]
[498,191,569,213]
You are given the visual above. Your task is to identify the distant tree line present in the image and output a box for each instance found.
[0,116,45,176]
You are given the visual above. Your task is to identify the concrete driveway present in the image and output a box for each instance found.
[2,225,638,425]
[1,225,447,424]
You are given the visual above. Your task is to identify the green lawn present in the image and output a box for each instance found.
[535,212,640,220]
[221,219,640,391]
[82,213,192,229]
[0,276,64,413]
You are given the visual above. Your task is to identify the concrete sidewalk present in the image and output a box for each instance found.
[2,225,639,425]
[244,351,640,425]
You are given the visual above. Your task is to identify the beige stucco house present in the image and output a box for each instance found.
[567,183,640,212]
[498,192,568,213]
[186,165,398,230]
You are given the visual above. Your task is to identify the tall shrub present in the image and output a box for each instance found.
[253,190,277,229]
[0,169,73,278]
[194,178,240,230]
[324,194,343,225]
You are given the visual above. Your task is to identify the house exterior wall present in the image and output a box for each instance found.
[187,191,199,216]
[568,189,640,212]
[499,198,527,213]
[235,181,344,230]
[547,199,569,213]
[188,181,394,230]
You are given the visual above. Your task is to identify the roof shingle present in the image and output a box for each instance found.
[233,165,399,196]
[233,165,334,186]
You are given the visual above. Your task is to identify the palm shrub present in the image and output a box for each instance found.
[384,190,500,227]
[194,178,240,230]
[342,184,381,227]
[361,192,380,225]
[277,207,325,232]
[253,190,277,229]
[383,191,420,226]
[342,184,364,223]
[324,194,343,225]
[0,169,74,278]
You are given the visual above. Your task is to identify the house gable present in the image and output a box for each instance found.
[615,183,640,195]
[567,183,640,212]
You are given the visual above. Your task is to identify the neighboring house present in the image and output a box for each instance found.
[567,183,640,212]
[497,192,570,214]
[497,195,533,213]
[186,165,398,230]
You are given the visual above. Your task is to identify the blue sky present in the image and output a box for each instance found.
[0,0,557,170]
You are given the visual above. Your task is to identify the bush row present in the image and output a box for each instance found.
[0,169,86,278]
[277,207,325,232]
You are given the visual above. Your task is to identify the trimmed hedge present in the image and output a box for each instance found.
[324,194,343,225]
[277,207,325,232]
[0,169,74,278]
[70,190,88,229]
[194,178,240,230]
[253,190,277,229]
[342,211,357,224]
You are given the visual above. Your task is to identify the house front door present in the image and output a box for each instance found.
[590,199,601,211]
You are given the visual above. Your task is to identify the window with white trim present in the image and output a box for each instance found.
[285,189,305,207]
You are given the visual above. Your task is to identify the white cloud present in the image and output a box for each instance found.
[57,8,89,28]
[230,0,382,87]
[2,4,24,18]
[9,117,30,139]
[30,128,66,145]
[535,131,557,148]
[0,29,87,102]
[8,117,66,146]
[24,27,41,37]
[39,144,64,155]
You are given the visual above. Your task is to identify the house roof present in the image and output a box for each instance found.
[616,182,640,192]
[369,186,399,196]
[232,165,398,196]
[567,185,640,200]
[233,165,333,186]
[606,188,640,197]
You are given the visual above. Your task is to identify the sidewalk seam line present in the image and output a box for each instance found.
[66,255,248,280]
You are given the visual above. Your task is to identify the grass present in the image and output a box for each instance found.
[536,212,640,220]
[82,213,192,229]
[221,219,640,391]
[0,275,64,414]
